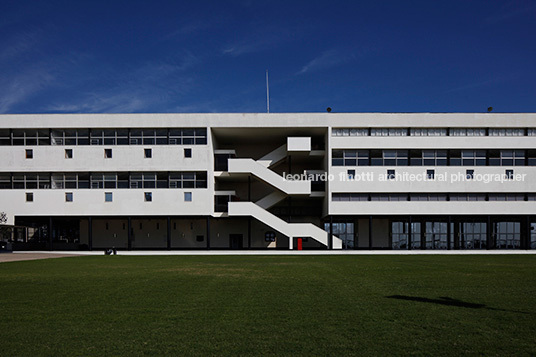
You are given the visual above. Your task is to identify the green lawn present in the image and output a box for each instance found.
[1,255,535,356]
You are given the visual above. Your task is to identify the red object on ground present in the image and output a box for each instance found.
[297,238,302,250]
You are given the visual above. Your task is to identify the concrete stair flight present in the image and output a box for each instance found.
[229,201,342,249]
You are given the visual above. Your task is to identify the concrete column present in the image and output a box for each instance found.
[206,216,211,250]
[48,217,53,251]
[128,217,132,250]
[167,216,171,250]
[368,216,372,249]
[88,217,93,251]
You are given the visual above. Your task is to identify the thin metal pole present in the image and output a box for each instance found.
[266,70,270,113]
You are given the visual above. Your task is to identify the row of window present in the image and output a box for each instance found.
[0,172,208,189]
[24,191,193,203]
[23,148,193,159]
[0,128,207,146]
[332,193,536,201]
[332,128,534,137]
[348,168,517,180]
[333,149,534,166]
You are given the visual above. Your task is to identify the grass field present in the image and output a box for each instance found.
[1,255,535,356]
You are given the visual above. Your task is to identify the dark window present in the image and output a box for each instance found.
[387,169,395,180]
[65,192,73,202]
[466,169,474,180]
[347,169,355,180]
[25,149,33,159]
[26,192,33,202]
[65,149,73,159]
[144,148,152,158]
[196,235,204,242]
[104,148,112,158]
[144,192,152,202]
[505,169,514,180]
[105,192,113,202]
[184,148,192,158]
[426,169,435,180]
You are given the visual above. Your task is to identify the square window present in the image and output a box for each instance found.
[144,148,152,158]
[387,169,395,180]
[426,169,435,180]
[65,149,73,159]
[184,192,192,202]
[105,192,113,202]
[144,192,152,202]
[104,148,112,158]
[505,169,514,180]
[25,149,33,159]
[347,169,355,180]
[466,169,474,180]
[184,148,192,158]
[26,192,33,202]
[65,192,73,202]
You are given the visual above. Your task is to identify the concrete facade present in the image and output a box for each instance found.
[1,113,536,250]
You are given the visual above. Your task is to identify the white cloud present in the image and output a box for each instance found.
[296,49,353,75]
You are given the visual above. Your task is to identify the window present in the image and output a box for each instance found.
[65,192,73,202]
[104,149,112,158]
[505,169,514,180]
[26,192,33,202]
[25,149,33,159]
[422,150,447,166]
[184,192,192,202]
[196,235,204,242]
[144,192,152,202]
[347,170,355,180]
[332,193,369,201]
[461,150,486,166]
[65,149,73,159]
[371,128,407,136]
[489,128,524,136]
[466,169,474,180]
[332,128,369,136]
[105,192,113,202]
[383,150,408,166]
[449,128,486,136]
[184,148,192,158]
[144,148,152,158]
[387,169,395,180]
[426,170,435,180]
[410,128,447,136]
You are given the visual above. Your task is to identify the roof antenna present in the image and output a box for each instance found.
[266,70,270,113]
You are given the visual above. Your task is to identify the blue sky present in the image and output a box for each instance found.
[0,0,535,114]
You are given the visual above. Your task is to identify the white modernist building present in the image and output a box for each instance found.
[1,113,536,250]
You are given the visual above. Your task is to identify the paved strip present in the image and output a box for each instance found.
[0,253,83,263]
[11,250,536,256]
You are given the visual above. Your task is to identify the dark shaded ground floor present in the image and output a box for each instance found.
[2,215,536,250]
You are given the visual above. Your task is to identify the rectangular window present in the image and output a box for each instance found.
[105,192,113,202]
[426,169,435,180]
[25,149,33,159]
[505,169,514,180]
[144,192,152,202]
[104,148,112,158]
[387,169,395,180]
[65,192,73,202]
[184,192,192,202]
[184,148,192,158]
[65,149,73,159]
[466,169,474,180]
[26,192,33,202]
[144,148,152,158]
[347,169,355,180]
